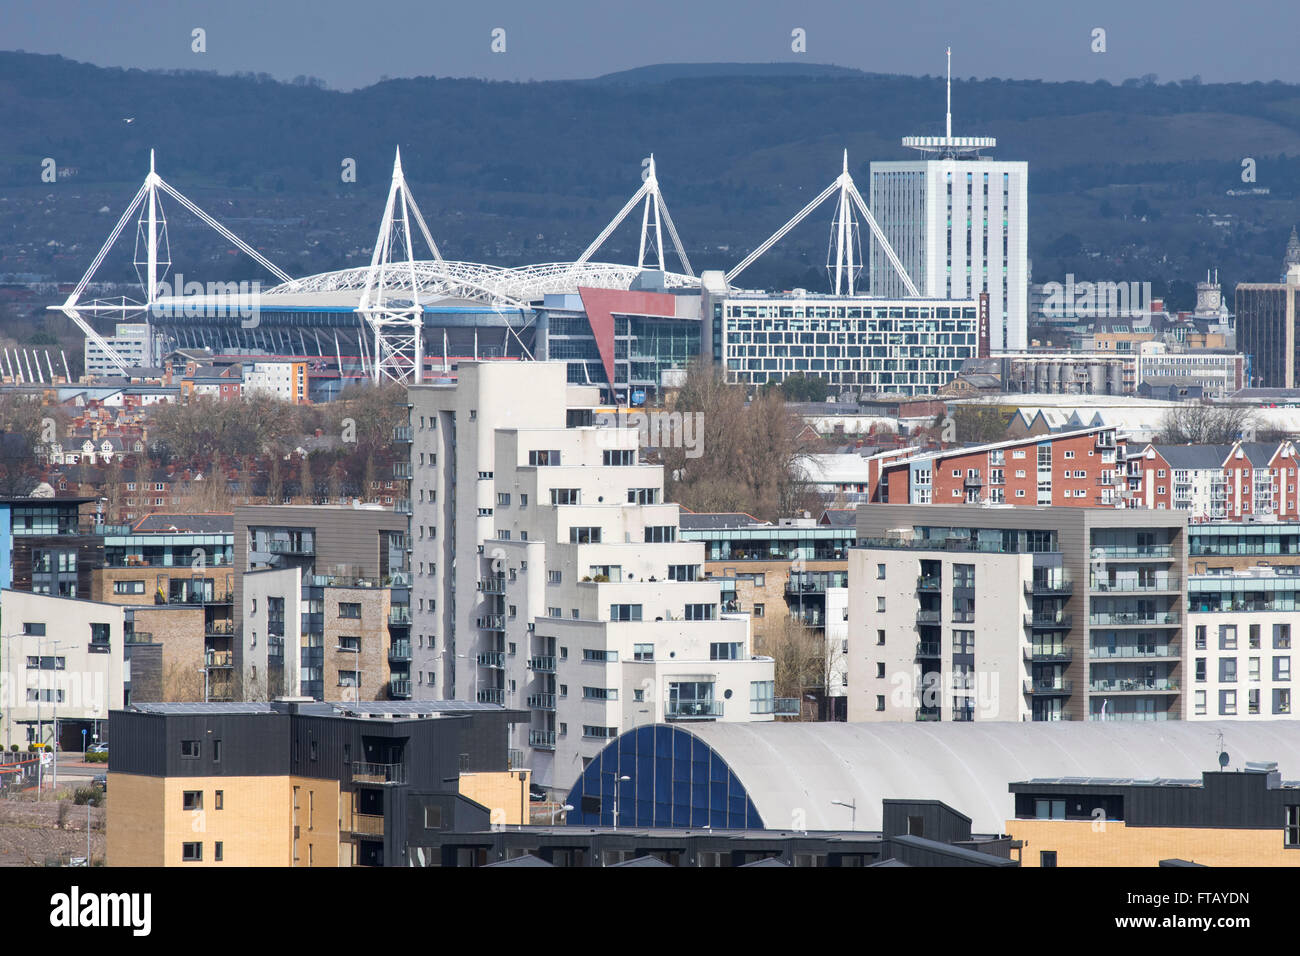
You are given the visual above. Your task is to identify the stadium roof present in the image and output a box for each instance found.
[657,721,1300,833]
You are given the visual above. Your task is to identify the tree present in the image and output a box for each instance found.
[297,453,314,504]
[1157,404,1257,444]
[757,614,826,718]
[266,449,284,505]
[363,455,378,503]
[327,461,343,503]
[943,405,1012,444]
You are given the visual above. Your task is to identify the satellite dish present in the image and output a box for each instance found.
[1218,751,1230,769]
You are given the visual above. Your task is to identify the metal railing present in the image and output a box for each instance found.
[1025,613,1073,629]
[479,576,506,595]
[389,678,412,698]
[916,642,942,657]
[1091,577,1180,592]
[528,656,556,673]
[204,649,234,668]
[916,609,941,624]
[1089,612,1179,626]
[1088,643,1181,659]
[478,688,506,705]
[1024,646,1073,662]
[1089,679,1180,693]
[351,813,385,836]
[526,692,555,710]
[917,575,943,592]
[388,640,411,662]
[1022,680,1073,695]
[392,461,413,479]
[477,651,504,668]
[388,607,411,626]
[392,426,413,442]
[529,730,556,750]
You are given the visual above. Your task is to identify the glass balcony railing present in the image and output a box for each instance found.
[529,729,556,750]
[1089,612,1179,627]
[1025,613,1073,629]
[388,607,411,626]
[916,642,942,658]
[1024,646,1072,662]
[477,651,504,668]
[1022,679,1073,696]
[351,762,407,785]
[478,688,506,705]
[388,640,411,662]
[1088,643,1181,659]
[665,700,723,719]
[526,693,556,710]
[389,678,411,698]
[1091,577,1180,592]
[528,656,556,673]
[392,425,413,443]
[917,575,943,592]
[1089,679,1180,693]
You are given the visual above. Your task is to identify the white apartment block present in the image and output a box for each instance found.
[408,362,775,789]
[0,590,126,750]
[869,158,1029,351]
[1188,571,1297,720]
[243,360,307,404]
[847,546,1035,723]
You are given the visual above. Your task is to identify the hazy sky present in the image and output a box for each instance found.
[6,0,1299,90]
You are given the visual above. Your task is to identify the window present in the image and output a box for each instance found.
[214,842,223,862]
[1276,624,1292,649]
[183,791,203,811]
[1195,690,1206,715]
[583,649,618,662]
[1220,689,1237,716]
[1219,625,1237,650]
[496,492,511,506]
[215,790,224,810]
[644,526,676,543]
[182,842,203,862]
[1275,656,1292,681]
[547,570,561,584]
[609,604,642,622]
[876,563,886,580]
[582,726,618,739]
[570,526,602,544]
[603,450,635,466]
[1286,806,1300,848]
[750,680,774,714]
[877,629,886,646]
[877,596,886,612]
[685,603,716,621]
[339,602,362,619]
[1040,851,1058,868]
[667,564,700,581]
[753,603,765,617]
[22,623,45,636]
[710,642,742,660]
[551,488,580,505]
[114,580,145,595]
[583,686,618,701]
[1220,658,1237,683]
[181,740,200,758]
[529,450,561,466]
[633,643,654,661]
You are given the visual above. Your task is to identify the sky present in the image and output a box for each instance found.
[4,0,1300,90]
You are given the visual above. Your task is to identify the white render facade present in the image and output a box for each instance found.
[869,158,1029,351]
[408,362,775,790]
[846,546,1035,723]
[0,590,126,750]
[1188,578,1297,721]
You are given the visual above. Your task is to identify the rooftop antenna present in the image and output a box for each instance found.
[945,46,952,141]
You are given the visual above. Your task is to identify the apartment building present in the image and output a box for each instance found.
[868,426,1129,508]
[1188,521,1300,573]
[1187,568,1297,720]
[0,590,125,750]
[232,505,410,702]
[1133,441,1300,520]
[408,362,776,790]
[849,504,1188,723]
[679,511,854,719]
[105,700,527,867]
[1010,765,1300,866]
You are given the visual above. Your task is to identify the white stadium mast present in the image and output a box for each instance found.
[49,150,294,377]
[573,154,694,276]
[726,151,918,296]
[358,147,444,385]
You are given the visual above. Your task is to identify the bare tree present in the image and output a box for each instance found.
[1158,404,1258,444]
[266,449,284,505]
[756,614,826,719]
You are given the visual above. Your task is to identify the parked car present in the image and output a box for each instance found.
[87,743,108,755]
[92,774,107,791]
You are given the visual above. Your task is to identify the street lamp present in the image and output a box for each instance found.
[551,803,573,825]
[603,772,630,829]
[831,799,857,829]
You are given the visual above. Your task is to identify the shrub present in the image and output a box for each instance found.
[57,800,70,828]
[85,751,108,763]
[8,744,17,752]
[73,786,101,806]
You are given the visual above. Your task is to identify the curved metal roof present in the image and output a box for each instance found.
[661,721,1300,833]
[268,260,700,307]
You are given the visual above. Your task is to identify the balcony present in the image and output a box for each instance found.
[388,640,411,663]
[389,678,412,698]
[479,576,506,595]
[916,609,941,624]
[388,607,411,626]
[1023,679,1073,696]
[915,708,942,722]
[1089,612,1179,627]
[917,575,942,592]
[350,813,385,837]
[1024,579,1072,596]
[529,729,556,751]
[393,498,412,516]
[478,614,506,632]
[268,636,285,659]
[1024,646,1073,663]
[1025,613,1073,629]
[205,620,235,636]
[477,651,504,668]
[786,572,848,594]
[665,700,723,720]
[392,461,413,480]
[774,698,801,716]
[1089,643,1181,659]
[478,688,506,705]
[266,539,314,556]
[916,642,942,658]
[1089,679,1180,693]
[1091,577,1180,592]
[526,692,556,710]
[507,749,525,769]
[204,649,234,668]
[351,762,407,786]
[392,425,413,443]
[1091,545,1173,559]
[528,655,556,673]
